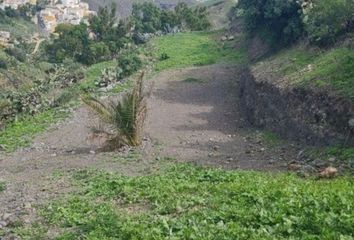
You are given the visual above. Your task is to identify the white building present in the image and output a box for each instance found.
[38,0,95,36]
[0,0,37,9]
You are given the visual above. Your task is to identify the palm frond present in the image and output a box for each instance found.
[82,72,148,148]
[81,95,113,123]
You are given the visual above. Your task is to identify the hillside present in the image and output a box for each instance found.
[0,1,353,239]
[84,0,197,17]
[196,0,237,29]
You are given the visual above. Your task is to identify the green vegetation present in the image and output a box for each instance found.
[254,46,354,100]
[0,18,36,39]
[232,0,303,46]
[302,0,354,46]
[80,60,117,91]
[261,131,282,147]
[47,5,130,64]
[82,73,147,148]
[299,48,354,100]
[15,164,354,239]
[0,182,5,192]
[132,2,210,34]
[0,108,69,152]
[232,0,354,47]
[307,146,354,167]
[152,32,246,71]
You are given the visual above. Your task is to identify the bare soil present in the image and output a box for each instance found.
[0,64,299,238]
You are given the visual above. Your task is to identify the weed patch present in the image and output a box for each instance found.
[0,182,5,192]
[17,164,354,239]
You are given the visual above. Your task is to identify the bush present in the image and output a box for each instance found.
[5,47,27,62]
[302,0,354,46]
[117,52,142,79]
[0,59,8,69]
[159,52,170,61]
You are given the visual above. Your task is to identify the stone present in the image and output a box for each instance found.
[288,163,302,171]
[2,213,11,221]
[349,118,354,128]
[213,145,220,151]
[0,221,7,228]
[228,35,235,41]
[319,167,338,178]
[268,159,275,164]
[221,36,227,41]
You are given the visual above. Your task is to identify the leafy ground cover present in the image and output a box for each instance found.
[152,31,246,71]
[15,164,354,239]
[254,46,354,100]
[0,108,70,152]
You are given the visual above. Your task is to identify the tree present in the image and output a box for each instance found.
[302,0,354,46]
[47,23,90,63]
[89,4,130,54]
[132,2,162,33]
[89,4,117,41]
[234,0,303,46]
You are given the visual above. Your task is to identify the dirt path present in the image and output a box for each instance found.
[31,39,44,55]
[145,64,298,169]
[0,64,299,237]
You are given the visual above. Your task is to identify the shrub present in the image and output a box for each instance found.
[117,52,142,79]
[5,47,27,62]
[159,52,170,61]
[302,0,354,46]
[0,59,8,69]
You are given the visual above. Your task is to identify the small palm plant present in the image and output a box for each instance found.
[82,72,147,148]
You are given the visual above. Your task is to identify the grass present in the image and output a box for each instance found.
[14,164,354,239]
[0,108,69,152]
[255,46,354,100]
[299,48,354,100]
[152,32,246,71]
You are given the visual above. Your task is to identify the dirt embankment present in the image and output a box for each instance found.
[238,68,354,146]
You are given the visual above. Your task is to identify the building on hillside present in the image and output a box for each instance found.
[38,0,95,36]
[0,0,37,9]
